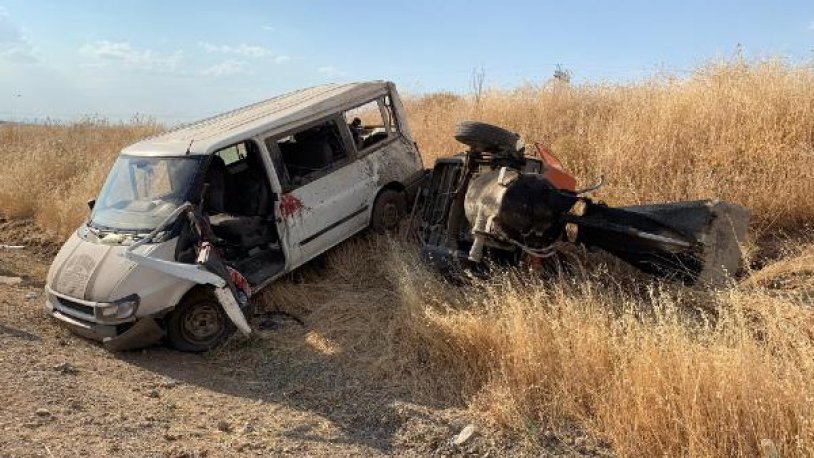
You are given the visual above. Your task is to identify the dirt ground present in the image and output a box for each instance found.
[2,215,588,458]
[0,250,475,457]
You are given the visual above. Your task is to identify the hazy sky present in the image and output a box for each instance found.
[1,0,813,122]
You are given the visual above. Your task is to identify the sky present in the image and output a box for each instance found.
[1,0,813,122]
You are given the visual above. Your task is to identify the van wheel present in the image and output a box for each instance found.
[165,289,234,352]
[371,189,406,233]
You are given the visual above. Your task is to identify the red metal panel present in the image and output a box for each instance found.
[532,143,577,192]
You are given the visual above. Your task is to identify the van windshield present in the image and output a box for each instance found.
[90,155,202,232]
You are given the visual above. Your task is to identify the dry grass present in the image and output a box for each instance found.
[2,58,814,456]
[2,58,812,236]
[0,118,161,236]
[256,238,814,457]
[406,58,814,234]
[454,273,814,457]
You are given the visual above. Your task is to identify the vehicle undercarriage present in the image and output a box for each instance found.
[412,121,749,285]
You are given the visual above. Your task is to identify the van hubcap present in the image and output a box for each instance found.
[182,304,223,343]
[381,202,399,228]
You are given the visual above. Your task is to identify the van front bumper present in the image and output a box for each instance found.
[44,289,165,351]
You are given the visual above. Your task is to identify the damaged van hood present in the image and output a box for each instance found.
[48,230,163,302]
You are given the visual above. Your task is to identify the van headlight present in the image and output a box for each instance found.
[99,294,140,320]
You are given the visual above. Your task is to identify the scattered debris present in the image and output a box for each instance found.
[67,398,83,411]
[0,244,24,250]
[34,408,51,417]
[452,424,477,446]
[52,362,78,375]
[216,419,232,433]
[145,389,160,399]
[760,439,780,458]
[100,233,127,245]
[573,435,587,448]
[25,291,38,300]
[256,310,305,330]
[239,421,255,435]
[0,276,23,286]
[160,380,179,389]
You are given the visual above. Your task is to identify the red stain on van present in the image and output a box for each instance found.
[279,193,306,218]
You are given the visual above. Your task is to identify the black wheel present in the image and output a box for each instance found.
[454,121,521,152]
[165,288,234,352]
[371,189,406,233]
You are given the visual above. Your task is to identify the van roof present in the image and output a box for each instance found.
[122,81,392,157]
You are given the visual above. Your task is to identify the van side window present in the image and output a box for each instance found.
[208,140,272,216]
[265,119,350,190]
[383,95,399,134]
[343,96,398,154]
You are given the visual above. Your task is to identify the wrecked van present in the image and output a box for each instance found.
[45,81,425,352]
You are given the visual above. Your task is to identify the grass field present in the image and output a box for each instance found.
[1,58,813,456]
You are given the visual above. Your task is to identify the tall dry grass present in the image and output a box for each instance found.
[2,58,813,236]
[407,58,814,233]
[256,238,814,456]
[2,59,814,456]
[0,119,161,236]
[435,275,814,457]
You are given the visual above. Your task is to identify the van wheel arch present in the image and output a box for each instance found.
[164,286,235,352]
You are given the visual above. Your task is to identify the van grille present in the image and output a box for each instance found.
[57,297,95,317]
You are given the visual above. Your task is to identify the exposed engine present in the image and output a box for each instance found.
[415,121,749,285]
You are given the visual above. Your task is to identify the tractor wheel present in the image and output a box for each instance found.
[454,121,521,152]
[165,288,234,352]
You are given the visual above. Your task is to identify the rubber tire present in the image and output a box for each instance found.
[371,189,406,233]
[454,121,520,151]
[165,288,235,353]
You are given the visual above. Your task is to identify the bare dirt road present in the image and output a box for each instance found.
[0,237,476,457]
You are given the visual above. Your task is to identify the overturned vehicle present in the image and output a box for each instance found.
[415,122,749,285]
[45,81,424,352]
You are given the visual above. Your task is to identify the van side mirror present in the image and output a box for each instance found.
[87,199,96,210]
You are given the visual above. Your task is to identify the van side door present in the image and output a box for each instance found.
[264,115,376,266]
[343,93,424,209]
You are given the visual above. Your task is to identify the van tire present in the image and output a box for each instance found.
[371,189,406,233]
[165,288,234,353]
[454,121,520,152]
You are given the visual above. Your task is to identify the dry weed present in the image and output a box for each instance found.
[2,59,813,456]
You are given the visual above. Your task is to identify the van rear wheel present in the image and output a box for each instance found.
[165,289,234,352]
[371,189,406,233]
